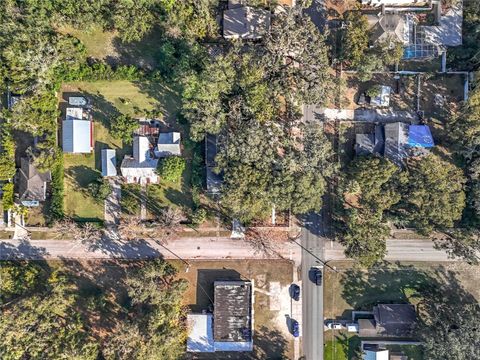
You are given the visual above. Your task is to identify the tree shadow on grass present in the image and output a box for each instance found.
[340,262,433,310]
[83,91,122,130]
[66,165,102,189]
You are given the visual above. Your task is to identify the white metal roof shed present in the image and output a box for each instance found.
[156,132,181,157]
[62,119,92,153]
[101,149,117,177]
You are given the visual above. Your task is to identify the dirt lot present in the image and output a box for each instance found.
[173,259,295,360]
[342,73,417,111]
[324,261,480,320]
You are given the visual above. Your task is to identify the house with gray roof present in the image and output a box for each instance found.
[368,13,409,45]
[16,158,51,206]
[358,304,417,338]
[186,279,253,353]
[223,1,271,40]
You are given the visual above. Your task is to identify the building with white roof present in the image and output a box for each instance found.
[101,149,117,177]
[62,107,92,153]
[155,132,181,158]
[364,349,389,360]
[120,136,158,184]
[186,314,214,352]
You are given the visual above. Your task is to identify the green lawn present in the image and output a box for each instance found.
[57,25,168,70]
[324,333,361,360]
[57,25,118,60]
[64,121,130,222]
[62,80,180,124]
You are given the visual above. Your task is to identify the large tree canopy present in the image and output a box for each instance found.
[398,154,466,234]
[339,156,401,266]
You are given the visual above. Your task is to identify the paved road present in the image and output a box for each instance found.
[323,239,455,262]
[0,236,302,262]
[300,212,326,360]
[0,236,459,262]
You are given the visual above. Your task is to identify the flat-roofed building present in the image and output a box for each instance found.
[213,280,253,352]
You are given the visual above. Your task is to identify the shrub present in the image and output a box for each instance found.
[158,156,186,183]
[49,154,64,222]
[0,125,16,181]
[111,115,138,144]
[121,185,141,215]
[88,179,112,202]
[2,182,14,210]
[189,207,207,226]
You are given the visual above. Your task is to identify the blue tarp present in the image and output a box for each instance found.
[408,125,434,148]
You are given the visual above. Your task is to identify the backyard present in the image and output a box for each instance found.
[341,73,417,111]
[174,259,296,360]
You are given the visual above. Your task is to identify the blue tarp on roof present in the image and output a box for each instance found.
[408,125,434,148]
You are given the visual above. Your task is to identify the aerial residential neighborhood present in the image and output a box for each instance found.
[0,0,479,359]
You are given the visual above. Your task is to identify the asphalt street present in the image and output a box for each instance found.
[301,212,326,360]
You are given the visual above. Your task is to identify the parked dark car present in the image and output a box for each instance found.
[291,319,299,337]
[313,267,323,286]
[291,284,300,301]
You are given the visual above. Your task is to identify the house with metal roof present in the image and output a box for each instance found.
[155,132,181,158]
[120,136,158,184]
[223,1,271,40]
[101,149,117,177]
[62,107,93,153]
[15,158,51,206]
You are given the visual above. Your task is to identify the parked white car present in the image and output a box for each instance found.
[326,322,343,330]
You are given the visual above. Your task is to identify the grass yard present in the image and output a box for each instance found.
[173,259,295,360]
[61,78,183,222]
[324,261,480,320]
[324,333,361,360]
[64,121,129,222]
[62,80,180,123]
[57,25,168,70]
[57,25,118,61]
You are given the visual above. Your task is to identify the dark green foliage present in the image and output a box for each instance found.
[0,260,188,359]
[338,157,402,266]
[5,90,59,136]
[0,124,16,181]
[341,12,370,67]
[110,115,138,144]
[88,179,112,202]
[158,156,186,183]
[55,63,142,83]
[399,154,466,235]
[448,1,480,70]
[0,269,100,359]
[2,182,14,210]
[189,207,207,226]
[121,184,141,215]
[48,154,65,222]
[0,261,42,304]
